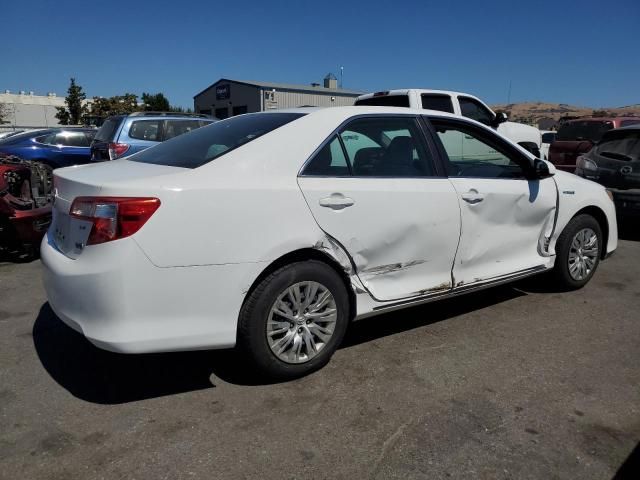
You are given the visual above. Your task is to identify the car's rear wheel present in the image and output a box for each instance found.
[237,261,349,379]
[552,214,602,289]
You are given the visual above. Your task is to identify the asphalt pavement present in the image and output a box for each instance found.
[1,232,639,479]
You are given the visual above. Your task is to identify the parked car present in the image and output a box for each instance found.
[355,89,543,157]
[90,112,215,161]
[42,107,617,379]
[1,154,53,255]
[541,130,556,160]
[575,125,640,218]
[0,128,96,169]
[549,117,640,172]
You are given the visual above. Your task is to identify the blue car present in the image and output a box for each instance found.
[90,112,214,161]
[0,128,97,169]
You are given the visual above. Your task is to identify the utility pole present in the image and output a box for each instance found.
[340,66,344,89]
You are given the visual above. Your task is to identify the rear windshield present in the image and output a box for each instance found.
[541,132,556,143]
[556,121,614,142]
[595,130,640,161]
[130,113,305,168]
[355,95,410,108]
[94,117,122,142]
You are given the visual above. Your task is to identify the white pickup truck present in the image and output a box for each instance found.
[355,89,542,157]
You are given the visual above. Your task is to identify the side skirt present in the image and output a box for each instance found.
[356,264,551,320]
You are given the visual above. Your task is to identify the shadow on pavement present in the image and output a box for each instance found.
[34,285,526,403]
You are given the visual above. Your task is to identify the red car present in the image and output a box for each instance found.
[0,155,53,256]
[549,117,640,172]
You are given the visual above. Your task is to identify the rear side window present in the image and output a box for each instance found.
[421,94,454,113]
[556,121,613,142]
[340,117,435,177]
[36,131,90,146]
[163,120,207,140]
[129,120,161,141]
[94,117,122,142]
[130,113,305,168]
[354,95,410,107]
[303,137,350,176]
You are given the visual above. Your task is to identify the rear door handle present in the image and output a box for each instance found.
[319,194,355,210]
[461,189,484,204]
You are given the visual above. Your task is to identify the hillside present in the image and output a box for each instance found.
[489,102,640,124]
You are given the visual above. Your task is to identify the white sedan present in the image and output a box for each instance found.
[42,106,617,379]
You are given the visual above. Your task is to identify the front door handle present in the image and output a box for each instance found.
[319,194,355,210]
[461,189,484,204]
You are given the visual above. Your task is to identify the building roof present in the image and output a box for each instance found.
[194,78,363,98]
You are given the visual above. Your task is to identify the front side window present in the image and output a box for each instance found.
[421,94,454,113]
[431,119,526,179]
[458,97,494,126]
[131,112,305,169]
[129,120,161,141]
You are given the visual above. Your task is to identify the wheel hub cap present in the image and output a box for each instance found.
[567,228,598,281]
[267,281,337,364]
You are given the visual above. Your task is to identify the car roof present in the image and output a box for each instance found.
[356,88,479,100]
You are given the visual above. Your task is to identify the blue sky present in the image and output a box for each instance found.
[2,0,638,108]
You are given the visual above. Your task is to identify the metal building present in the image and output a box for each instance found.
[193,74,362,119]
[0,90,95,131]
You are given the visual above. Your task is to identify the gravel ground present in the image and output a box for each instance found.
[1,235,639,479]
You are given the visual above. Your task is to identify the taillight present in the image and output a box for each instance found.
[108,142,130,160]
[70,197,161,245]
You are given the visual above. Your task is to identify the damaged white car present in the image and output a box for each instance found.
[42,107,617,379]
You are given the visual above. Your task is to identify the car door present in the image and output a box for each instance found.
[55,131,92,166]
[427,117,557,286]
[297,115,461,302]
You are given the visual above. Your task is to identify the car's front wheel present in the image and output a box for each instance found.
[552,214,602,289]
[237,261,350,379]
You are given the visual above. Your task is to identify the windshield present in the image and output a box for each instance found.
[130,113,305,168]
[355,95,410,107]
[556,121,614,142]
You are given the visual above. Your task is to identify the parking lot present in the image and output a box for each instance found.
[0,230,638,479]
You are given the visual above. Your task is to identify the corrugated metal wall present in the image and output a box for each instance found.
[268,90,356,109]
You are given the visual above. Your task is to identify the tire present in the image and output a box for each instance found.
[552,214,602,290]
[237,260,350,380]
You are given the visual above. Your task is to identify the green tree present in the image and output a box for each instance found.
[89,93,140,118]
[141,92,170,111]
[591,109,610,117]
[56,78,88,125]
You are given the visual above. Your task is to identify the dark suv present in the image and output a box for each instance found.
[549,117,640,172]
[90,112,214,161]
[575,125,640,217]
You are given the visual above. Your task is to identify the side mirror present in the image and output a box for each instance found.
[492,112,508,128]
[532,159,555,179]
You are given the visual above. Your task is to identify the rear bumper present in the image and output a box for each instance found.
[41,233,265,353]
